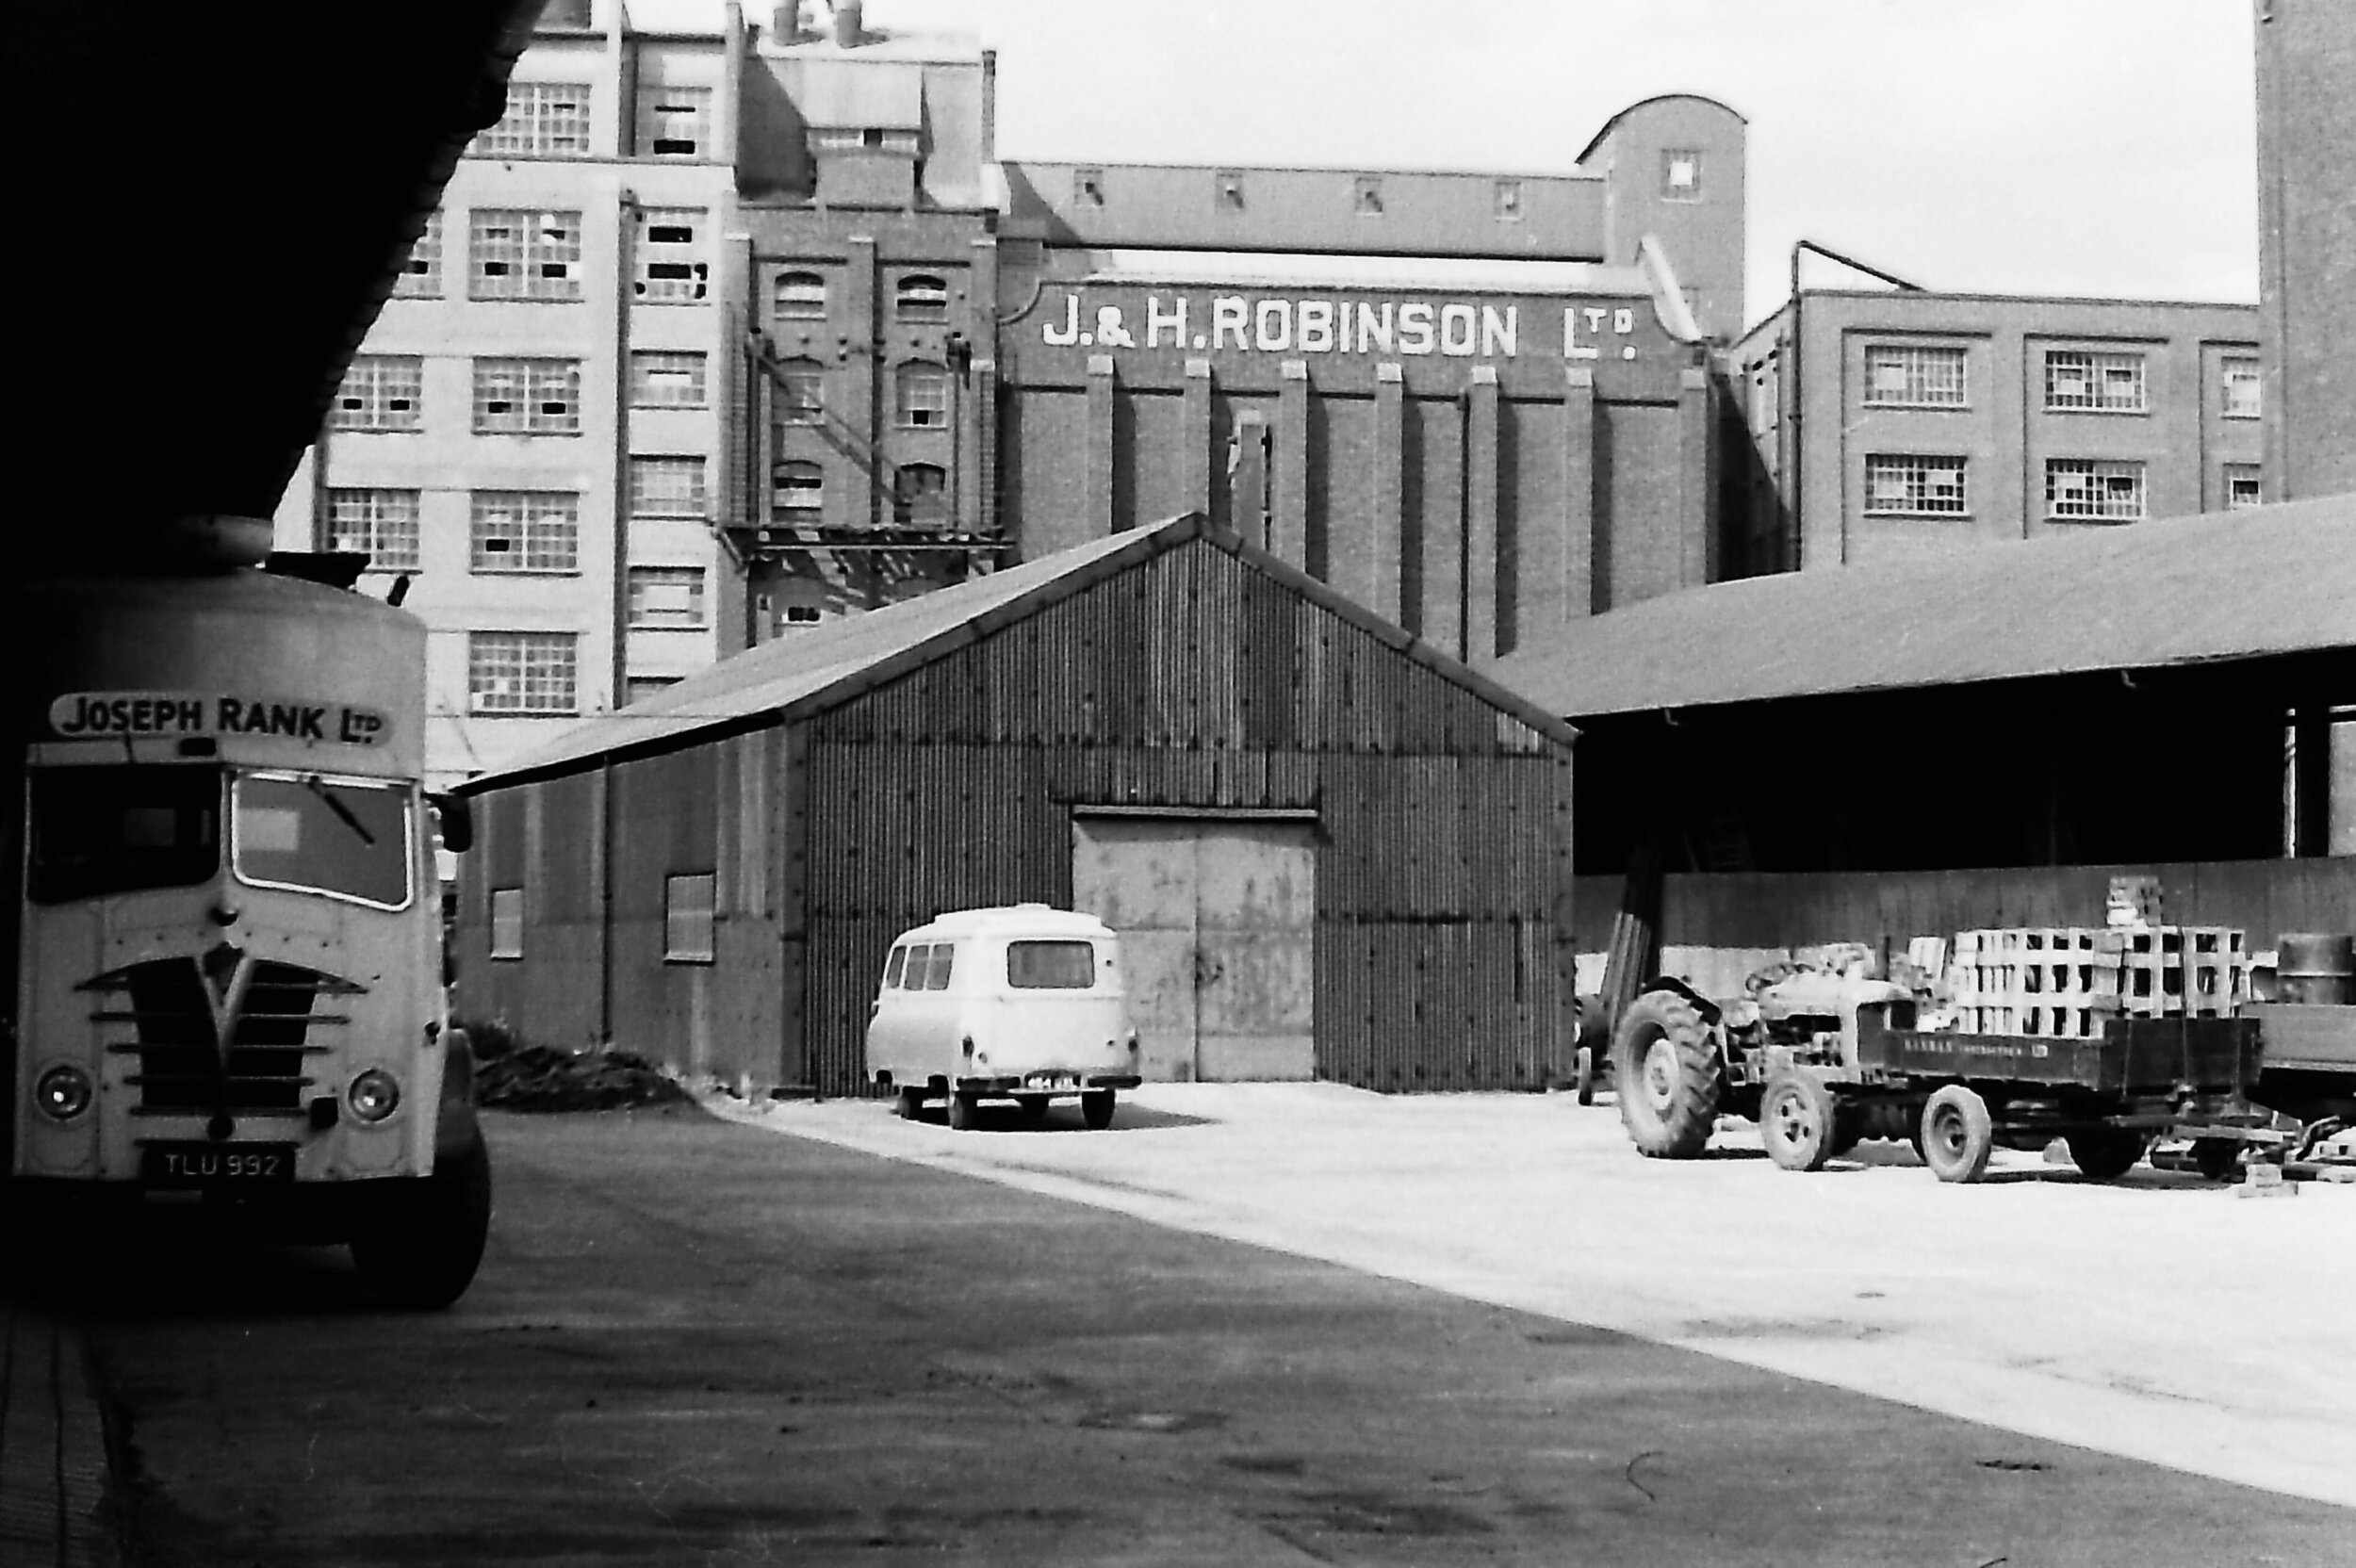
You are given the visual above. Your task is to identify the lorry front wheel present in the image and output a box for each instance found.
[1919,1086,1995,1184]
[1759,1073,1839,1171]
[1612,991,1720,1159]
[2066,1128,2148,1182]
[351,1130,493,1310]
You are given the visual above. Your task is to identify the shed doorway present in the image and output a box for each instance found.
[1071,814,1316,1082]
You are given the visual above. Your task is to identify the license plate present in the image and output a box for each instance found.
[140,1143,297,1187]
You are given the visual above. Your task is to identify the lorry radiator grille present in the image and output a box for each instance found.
[84,955,359,1114]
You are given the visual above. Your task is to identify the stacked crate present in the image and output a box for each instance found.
[1950,926,2250,1038]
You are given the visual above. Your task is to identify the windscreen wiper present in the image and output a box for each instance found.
[303,775,376,845]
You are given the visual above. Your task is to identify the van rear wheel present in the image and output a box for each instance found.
[1080,1089,1116,1130]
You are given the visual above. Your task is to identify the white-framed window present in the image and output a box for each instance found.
[896,361,948,428]
[1494,179,1523,221]
[773,357,826,424]
[635,208,708,303]
[2044,350,2147,413]
[469,492,580,573]
[774,270,826,320]
[630,455,706,518]
[892,464,949,527]
[895,273,948,323]
[630,351,707,408]
[2221,356,2262,420]
[2224,463,2263,510]
[472,358,581,434]
[635,84,712,158]
[2045,458,2147,521]
[468,632,579,714]
[470,209,582,301]
[393,210,443,298]
[489,887,525,958]
[1863,454,1969,516]
[1863,344,1967,408]
[1661,148,1704,201]
[325,489,420,571]
[663,873,717,962]
[473,81,591,158]
[332,356,423,432]
[773,460,824,516]
[628,566,707,629]
[1353,175,1384,217]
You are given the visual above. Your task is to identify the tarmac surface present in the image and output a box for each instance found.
[3,1088,2350,1566]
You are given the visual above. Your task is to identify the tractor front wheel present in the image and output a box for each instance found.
[1759,1073,1839,1172]
[1612,990,1721,1159]
[1919,1086,1995,1184]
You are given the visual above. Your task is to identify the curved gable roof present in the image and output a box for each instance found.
[1577,93,1747,164]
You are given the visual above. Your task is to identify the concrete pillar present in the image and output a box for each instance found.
[1085,353,1116,538]
[1465,365,1501,661]
[1183,356,1215,517]
[1373,363,1405,624]
[1274,359,1310,568]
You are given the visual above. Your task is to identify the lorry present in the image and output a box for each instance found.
[3,531,491,1306]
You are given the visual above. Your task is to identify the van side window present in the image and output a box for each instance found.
[883,944,907,988]
[924,942,956,990]
[1007,939,1096,988]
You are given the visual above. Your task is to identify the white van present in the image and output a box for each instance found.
[865,905,1142,1130]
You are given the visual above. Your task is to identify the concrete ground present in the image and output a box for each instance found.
[709,1081,2356,1510]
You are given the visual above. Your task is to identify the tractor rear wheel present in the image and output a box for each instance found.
[1919,1086,1995,1184]
[1612,990,1721,1159]
[2066,1128,2149,1182]
[1760,1073,1839,1171]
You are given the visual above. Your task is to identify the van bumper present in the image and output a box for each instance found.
[954,1072,1143,1094]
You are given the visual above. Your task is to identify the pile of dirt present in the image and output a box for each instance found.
[462,1021,692,1113]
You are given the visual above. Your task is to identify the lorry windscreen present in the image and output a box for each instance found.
[27,765,222,905]
[232,772,412,909]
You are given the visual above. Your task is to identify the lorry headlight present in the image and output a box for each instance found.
[348,1069,401,1122]
[35,1065,93,1120]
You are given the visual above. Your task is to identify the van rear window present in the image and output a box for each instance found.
[919,944,955,990]
[883,945,908,988]
[1007,939,1096,989]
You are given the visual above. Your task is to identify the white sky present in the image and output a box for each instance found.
[628,0,2262,332]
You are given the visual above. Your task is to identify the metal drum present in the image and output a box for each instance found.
[2274,932,2356,1005]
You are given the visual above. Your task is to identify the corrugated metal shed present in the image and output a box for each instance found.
[1484,496,2356,719]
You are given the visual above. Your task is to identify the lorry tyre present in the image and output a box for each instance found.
[1014,1094,1051,1120]
[1759,1073,1839,1171]
[1919,1086,1995,1184]
[350,1130,493,1310]
[947,1090,979,1131]
[2190,1136,2241,1182]
[1612,990,1720,1159]
[2066,1128,2149,1181]
[1081,1088,1117,1130]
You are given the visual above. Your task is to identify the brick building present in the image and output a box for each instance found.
[2254,0,2356,502]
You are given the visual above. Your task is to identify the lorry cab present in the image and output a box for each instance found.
[864,905,1141,1130]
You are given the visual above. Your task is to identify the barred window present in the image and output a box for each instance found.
[1863,454,1969,516]
[630,455,706,517]
[774,270,826,320]
[332,356,423,432]
[470,492,580,573]
[629,566,707,628]
[2044,350,2146,413]
[892,464,949,527]
[2221,357,2261,419]
[1661,148,1704,201]
[489,888,524,958]
[773,357,826,424]
[1863,344,1967,408]
[2045,458,2147,521]
[773,460,824,515]
[326,489,420,571]
[895,273,949,322]
[473,81,590,158]
[468,632,579,714]
[664,873,716,962]
[472,358,581,434]
[635,208,708,303]
[896,361,948,428]
[470,209,582,301]
[635,84,712,158]
[630,351,707,407]
[393,210,443,298]
[2225,464,2263,509]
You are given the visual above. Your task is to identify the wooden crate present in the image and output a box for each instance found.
[1949,925,2247,1037]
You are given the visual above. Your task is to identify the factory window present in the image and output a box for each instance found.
[2043,350,2146,413]
[630,350,707,407]
[773,358,826,424]
[810,125,917,154]
[664,874,717,962]
[472,358,581,434]
[896,361,949,427]
[892,464,949,527]
[489,888,524,958]
[332,356,423,432]
[1074,167,1104,206]
[473,81,591,159]
[628,566,707,628]
[624,675,680,706]
[1863,454,1969,516]
[1862,344,1967,408]
[467,631,579,714]
[773,460,824,516]
[630,455,706,518]
[393,210,443,298]
[1494,179,1523,221]
[1661,149,1704,201]
[777,603,826,632]
[634,208,708,303]
[774,270,827,320]
[325,489,420,572]
[2221,357,2261,419]
[1217,171,1246,211]
[469,492,580,573]
[2224,464,2263,509]
[635,84,712,158]
[2045,458,2147,521]
[1353,176,1384,217]
[470,209,581,301]
[896,273,949,322]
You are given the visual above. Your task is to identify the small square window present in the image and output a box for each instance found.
[2220,357,2261,419]
[630,456,706,518]
[326,489,421,572]
[489,888,525,958]
[1074,167,1104,206]
[630,351,708,408]
[1661,149,1704,201]
[1353,175,1384,217]
[629,566,707,628]
[2224,464,2263,509]
[775,271,827,321]
[636,84,712,159]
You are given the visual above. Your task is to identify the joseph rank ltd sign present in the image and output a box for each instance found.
[1032,289,1660,363]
